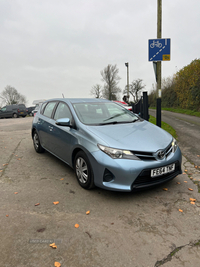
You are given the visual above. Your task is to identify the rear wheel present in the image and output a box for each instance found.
[13,113,18,118]
[33,131,45,153]
[74,151,95,189]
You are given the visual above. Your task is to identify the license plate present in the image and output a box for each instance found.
[20,112,24,114]
[151,163,175,177]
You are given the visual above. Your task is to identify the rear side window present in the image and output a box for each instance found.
[43,102,57,118]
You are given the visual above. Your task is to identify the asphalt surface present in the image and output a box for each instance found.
[0,117,200,267]
[149,109,200,167]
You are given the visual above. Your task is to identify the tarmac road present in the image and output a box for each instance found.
[149,109,200,167]
[0,117,200,267]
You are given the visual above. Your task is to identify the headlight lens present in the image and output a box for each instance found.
[98,144,140,160]
[172,138,178,153]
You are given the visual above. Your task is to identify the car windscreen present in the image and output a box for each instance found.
[73,102,138,125]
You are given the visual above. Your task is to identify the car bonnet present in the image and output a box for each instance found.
[86,120,172,152]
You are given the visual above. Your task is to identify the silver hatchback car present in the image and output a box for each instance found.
[32,98,182,192]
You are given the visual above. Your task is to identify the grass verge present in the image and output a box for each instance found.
[149,115,177,139]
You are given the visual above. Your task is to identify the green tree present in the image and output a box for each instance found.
[174,59,200,110]
[101,64,121,100]
[0,85,27,106]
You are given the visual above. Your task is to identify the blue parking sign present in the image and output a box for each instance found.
[148,38,171,61]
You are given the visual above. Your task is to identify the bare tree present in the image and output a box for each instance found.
[101,64,121,100]
[123,79,145,102]
[0,85,27,106]
[90,84,102,98]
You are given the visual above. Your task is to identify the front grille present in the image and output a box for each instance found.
[132,161,181,188]
[132,143,173,161]
[132,150,155,161]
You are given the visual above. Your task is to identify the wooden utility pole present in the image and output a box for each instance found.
[156,0,162,127]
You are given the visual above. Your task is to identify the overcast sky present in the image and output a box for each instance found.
[0,0,199,106]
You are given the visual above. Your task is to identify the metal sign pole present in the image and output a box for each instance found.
[156,0,162,127]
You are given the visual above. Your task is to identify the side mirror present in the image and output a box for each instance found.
[55,118,71,127]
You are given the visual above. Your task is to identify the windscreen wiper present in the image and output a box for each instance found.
[103,112,126,122]
[99,121,119,126]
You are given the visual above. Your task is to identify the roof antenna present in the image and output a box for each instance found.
[62,94,65,98]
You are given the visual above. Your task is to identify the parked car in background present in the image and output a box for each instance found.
[0,104,27,118]
[31,99,46,117]
[32,98,182,192]
[32,104,41,116]
[113,100,132,111]
[27,106,36,116]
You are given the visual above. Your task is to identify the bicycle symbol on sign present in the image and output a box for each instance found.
[150,40,162,48]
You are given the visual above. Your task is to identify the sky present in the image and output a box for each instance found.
[0,0,200,106]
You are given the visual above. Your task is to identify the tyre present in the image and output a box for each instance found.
[74,151,95,189]
[13,113,18,118]
[33,131,45,153]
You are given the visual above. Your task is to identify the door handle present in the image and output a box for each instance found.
[49,126,53,131]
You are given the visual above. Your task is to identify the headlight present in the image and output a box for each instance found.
[98,144,140,160]
[172,138,178,153]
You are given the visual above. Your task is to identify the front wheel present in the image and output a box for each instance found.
[33,131,45,153]
[74,151,95,190]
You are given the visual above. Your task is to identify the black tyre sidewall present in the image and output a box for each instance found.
[33,131,44,153]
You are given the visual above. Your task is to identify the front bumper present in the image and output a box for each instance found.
[89,147,182,192]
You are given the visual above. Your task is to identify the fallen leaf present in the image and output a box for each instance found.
[190,177,193,179]
[86,210,90,215]
[185,170,188,172]
[75,224,79,228]
[60,178,64,180]
[14,192,18,194]
[197,155,200,157]
[183,172,186,175]
[50,243,57,249]
[179,209,183,212]
[163,188,168,191]
[17,158,21,160]
[176,182,181,184]
[190,198,196,202]
[193,178,196,181]
[195,166,198,168]
[53,201,59,205]
[3,163,8,166]
[184,181,187,183]
[54,262,61,267]
[6,215,9,217]
[190,201,195,205]
[35,203,40,206]
[0,170,3,172]
[188,188,193,191]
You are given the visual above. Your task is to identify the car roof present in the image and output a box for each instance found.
[44,98,111,104]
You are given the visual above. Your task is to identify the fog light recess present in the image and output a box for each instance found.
[103,168,115,182]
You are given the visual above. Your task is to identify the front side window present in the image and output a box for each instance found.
[43,102,57,118]
[0,107,6,112]
[54,102,72,121]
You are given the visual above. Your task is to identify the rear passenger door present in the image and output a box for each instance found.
[38,101,58,150]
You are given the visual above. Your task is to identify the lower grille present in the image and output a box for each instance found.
[132,161,181,189]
